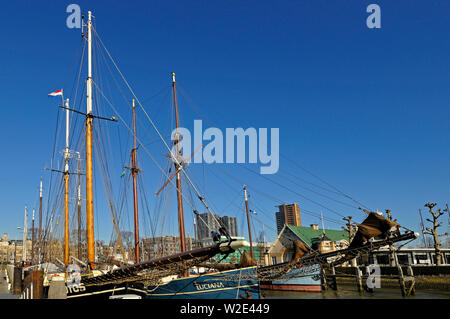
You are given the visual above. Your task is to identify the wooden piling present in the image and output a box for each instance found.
[393,252,407,296]
[321,267,328,290]
[12,266,22,295]
[331,265,338,290]
[406,266,416,296]
[355,266,363,293]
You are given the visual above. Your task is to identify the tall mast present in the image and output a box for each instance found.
[77,156,82,260]
[31,208,35,264]
[131,99,140,263]
[243,185,254,259]
[38,179,43,264]
[23,206,28,263]
[172,72,187,254]
[85,10,95,269]
[64,98,70,270]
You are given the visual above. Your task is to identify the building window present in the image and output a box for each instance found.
[397,254,409,265]
[415,254,429,265]
[272,257,277,265]
[376,254,389,265]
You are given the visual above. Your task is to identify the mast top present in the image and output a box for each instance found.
[172,72,176,83]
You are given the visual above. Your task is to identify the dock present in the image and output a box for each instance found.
[0,269,19,299]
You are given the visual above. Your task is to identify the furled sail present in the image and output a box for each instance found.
[344,212,399,260]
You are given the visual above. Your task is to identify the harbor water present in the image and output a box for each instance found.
[262,287,450,299]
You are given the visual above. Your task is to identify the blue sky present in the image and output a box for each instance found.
[0,0,449,245]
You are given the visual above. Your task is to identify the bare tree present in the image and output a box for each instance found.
[342,216,357,243]
[342,216,358,266]
[423,203,448,266]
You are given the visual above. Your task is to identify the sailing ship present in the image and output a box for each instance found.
[25,9,419,300]
[43,10,261,299]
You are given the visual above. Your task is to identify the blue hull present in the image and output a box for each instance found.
[141,267,260,299]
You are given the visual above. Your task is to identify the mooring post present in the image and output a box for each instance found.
[406,266,415,296]
[355,266,363,293]
[321,267,328,290]
[331,265,338,290]
[13,266,23,295]
[393,251,406,296]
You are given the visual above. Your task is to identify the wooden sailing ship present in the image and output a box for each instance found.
[22,9,419,300]
[35,10,260,299]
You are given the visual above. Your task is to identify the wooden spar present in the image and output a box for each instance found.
[131,99,140,263]
[77,183,82,260]
[243,185,254,259]
[75,153,82,260]
[155,145,202,196]
[64,173,70,269]
[85,10,95,269]
[172,72,187,254]
[81,240,245,286]
[64,98,70,270]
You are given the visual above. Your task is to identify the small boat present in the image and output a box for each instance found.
[259,263,322,292]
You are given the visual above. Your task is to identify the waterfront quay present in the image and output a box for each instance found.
[0,268,18,299]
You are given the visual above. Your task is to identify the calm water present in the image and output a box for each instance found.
[0,293,19,299]
[262,287,450,299]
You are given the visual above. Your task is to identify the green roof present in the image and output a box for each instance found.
[216,245,263,263]
[286,225,349,247]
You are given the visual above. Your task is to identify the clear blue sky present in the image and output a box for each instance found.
[0,0,449,245]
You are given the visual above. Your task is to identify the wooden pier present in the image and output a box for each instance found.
[323,265,416,296]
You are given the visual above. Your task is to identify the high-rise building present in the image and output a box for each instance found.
[220,216,238,237]
[196,212,220,241]
[275,203,301,234]
[196,213,239,241]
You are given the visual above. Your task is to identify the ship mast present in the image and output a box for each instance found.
[243,185,254,259]
[31,208,35,264]
[38,179,42,264]
[22,206,28,263]
[131,99,140,263]
[77,157,82,260]
[64,98,70,270]
[85,10,95,269]
[172,72,187,254]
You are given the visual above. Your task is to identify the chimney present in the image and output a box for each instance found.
[310,224,319,230]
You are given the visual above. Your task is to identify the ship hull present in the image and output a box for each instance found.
[63,282,140,299]
[137,266,260,299]
[259,264,322,292]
